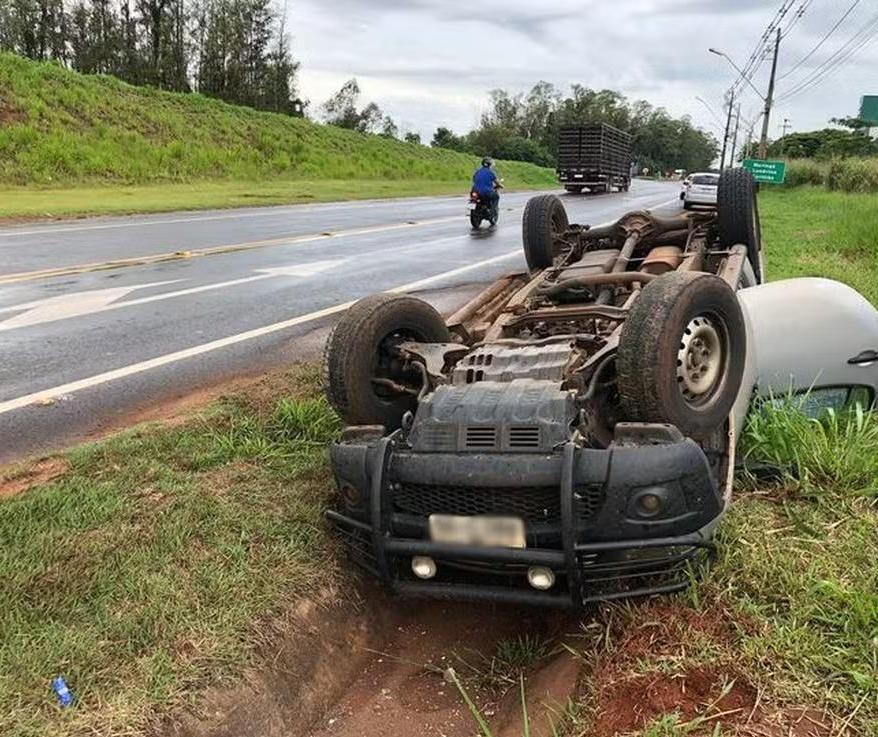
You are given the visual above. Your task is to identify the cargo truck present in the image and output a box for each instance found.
[557,123,632,194]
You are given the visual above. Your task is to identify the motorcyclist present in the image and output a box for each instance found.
[472,157,501,219]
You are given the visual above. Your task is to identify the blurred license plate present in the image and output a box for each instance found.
[429,515,526,548]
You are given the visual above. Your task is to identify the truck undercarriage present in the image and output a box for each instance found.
[323,170,762,608]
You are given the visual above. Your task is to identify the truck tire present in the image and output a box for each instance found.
[617,271,746,439]
[522,194,569,271]
[323,294,450,429]
[717,168,763,283]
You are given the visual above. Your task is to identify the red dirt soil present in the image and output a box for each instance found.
[309,601,570,737]
[0,457,69,499]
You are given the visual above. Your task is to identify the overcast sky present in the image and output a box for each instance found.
[289,0,878,142]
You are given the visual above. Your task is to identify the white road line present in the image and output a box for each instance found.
[0,215,466,284]
[0,193,680,414]
[0,261,342,332]
[0,250,522,415]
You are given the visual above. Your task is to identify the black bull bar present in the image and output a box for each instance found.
[327,436,722,609]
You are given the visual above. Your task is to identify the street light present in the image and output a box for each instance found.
[708,48,766,101]
[709,34,782,160]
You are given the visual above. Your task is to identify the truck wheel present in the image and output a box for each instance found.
[323,294,450,429]
[617,271,746,439]
[522,194,569,271]
[718,168,762,283]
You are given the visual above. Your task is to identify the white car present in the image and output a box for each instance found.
[683,172,719,209]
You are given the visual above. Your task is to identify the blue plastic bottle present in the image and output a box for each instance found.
[52,677,73,707]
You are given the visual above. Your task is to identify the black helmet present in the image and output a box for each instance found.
[481,156,493,168]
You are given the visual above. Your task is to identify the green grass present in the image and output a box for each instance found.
[0,179,497,219]
[742,398,878,500]
[560,400,878,735]
[0,53,555,217]
[0,367,341,737]
[785,157,878,194]
[760,186,878,304]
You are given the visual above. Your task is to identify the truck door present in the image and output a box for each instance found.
[738,278,878,412]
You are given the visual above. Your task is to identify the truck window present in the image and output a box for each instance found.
[766,385,875,418]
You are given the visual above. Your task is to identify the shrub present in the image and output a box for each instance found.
[784,158,826,187]
[826,157,878,194]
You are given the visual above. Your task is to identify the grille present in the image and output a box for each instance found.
[575,484,605,520]
[465,426,497,449]
[508,426,541,449]
[393,483,561,524]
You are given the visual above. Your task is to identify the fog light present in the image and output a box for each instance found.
[637,493,662,516]
[527,566,556,591]
[411,556,437,580]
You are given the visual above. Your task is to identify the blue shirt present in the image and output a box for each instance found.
[472,167,497,196]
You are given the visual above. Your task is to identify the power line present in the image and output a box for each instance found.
[778,0,863,81]
[776,10,878,102]
[730,0,798,98]
[780,0,814,37]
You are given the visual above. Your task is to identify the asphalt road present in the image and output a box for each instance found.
[0,180,681,461]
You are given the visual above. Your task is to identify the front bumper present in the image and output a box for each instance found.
[327,432,723,609]
[685,191,718,206]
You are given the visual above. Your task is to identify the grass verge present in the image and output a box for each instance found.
[0,178,550,221]
[555,398,878,736]
[759,185,878,304]
[0,52,556,218]
[0,366,341,737]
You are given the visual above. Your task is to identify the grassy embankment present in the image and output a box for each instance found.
[1,186,876,737]
[785,157,878,193]
[0,53,555,218]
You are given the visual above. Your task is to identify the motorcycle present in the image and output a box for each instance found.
[468,180,503,230]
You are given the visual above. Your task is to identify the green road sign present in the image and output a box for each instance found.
[859,95,878,126]
[742,159,786,184]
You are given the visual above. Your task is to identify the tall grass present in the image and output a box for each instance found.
[826,157,878,193]
[784,158,826,187]
[741,397,878,499]
[0,53,555,189]
[783,157,878,193]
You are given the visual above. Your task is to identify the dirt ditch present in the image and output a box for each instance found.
[164,581,835,737]
[165,581,579,737]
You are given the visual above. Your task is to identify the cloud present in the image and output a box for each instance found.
[290,0,878,140]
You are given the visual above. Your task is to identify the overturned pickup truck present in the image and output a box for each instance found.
[323,169,878,608]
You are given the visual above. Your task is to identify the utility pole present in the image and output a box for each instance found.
[778,117,791,154]
[720,89,735,169]
[758,28,781,159]
[729,104,742,167]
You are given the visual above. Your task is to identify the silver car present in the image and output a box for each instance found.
[684,172,720,209]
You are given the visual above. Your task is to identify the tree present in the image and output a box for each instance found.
[322,78,363,129]
[431,126,468,152]
[380,115,398,139]
[404,131,421,145]
[767,128,877,159]
[1,0,67,61]
[0,0,303,114]
[830,116,871,132]
[321,79,386,133]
